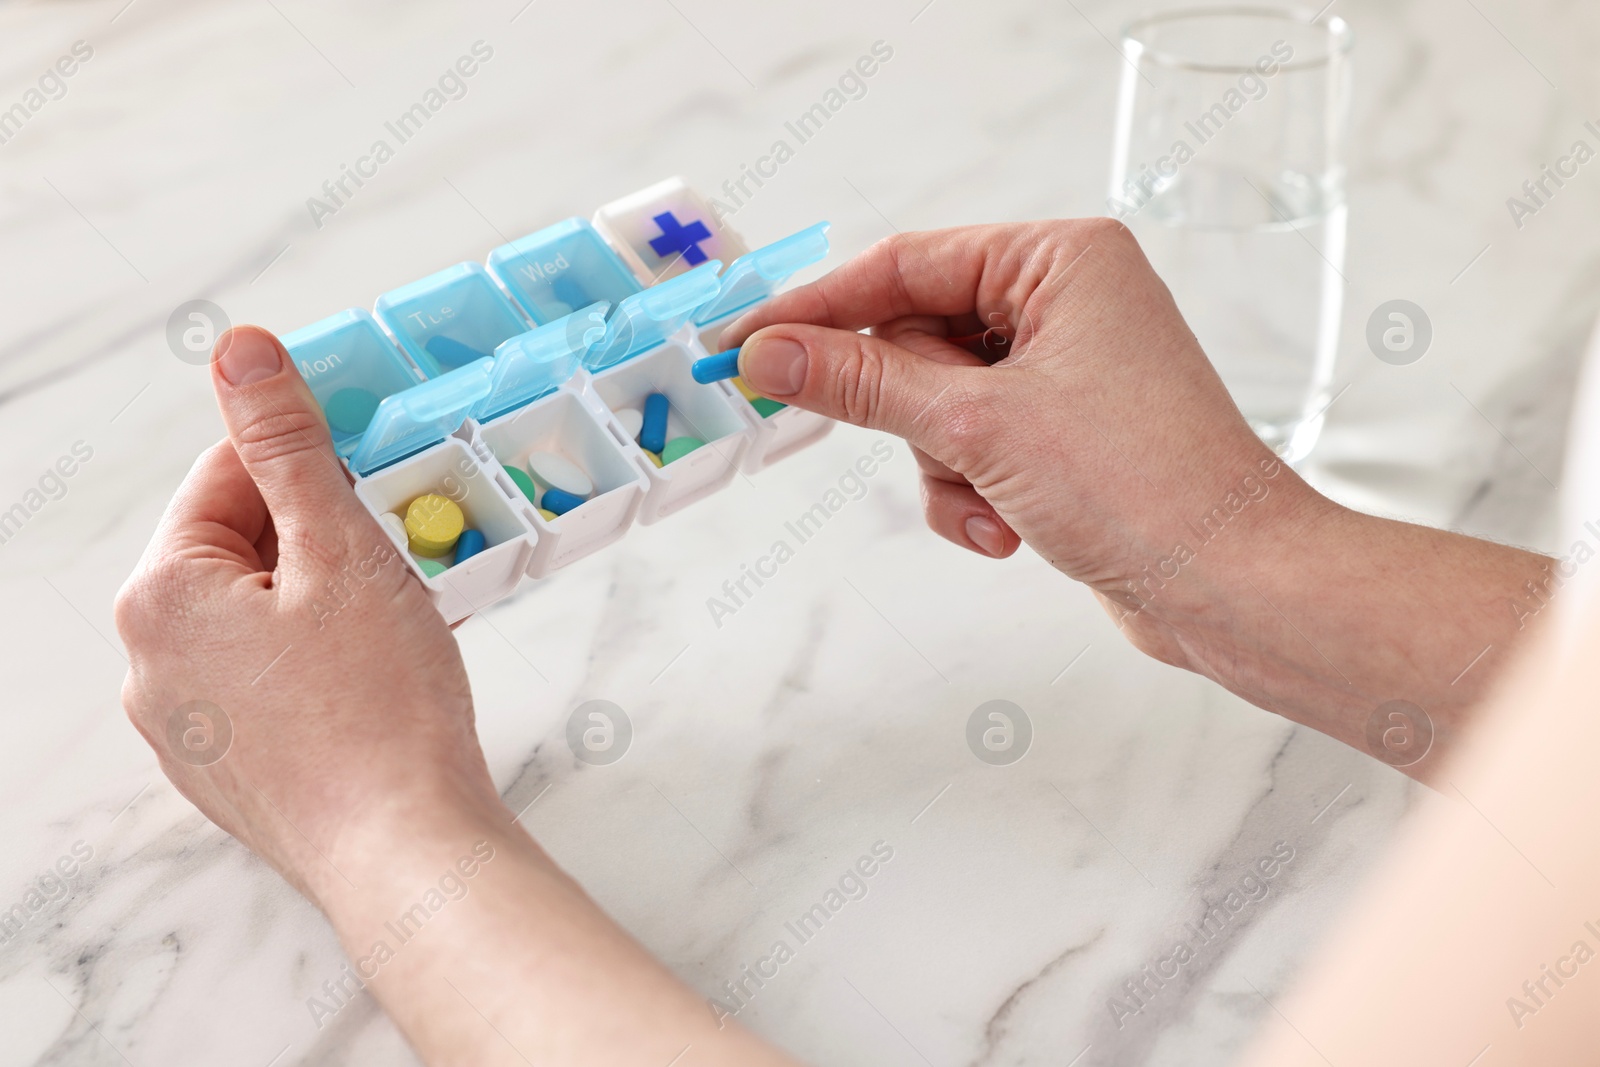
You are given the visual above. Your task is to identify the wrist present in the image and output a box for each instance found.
[1106,455,1345,667]
[308,774,546,924]
[1184,459,1346,614]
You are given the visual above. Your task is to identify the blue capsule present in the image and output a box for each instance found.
[541,487,588,515]
[639,392,669,454]
[425,335,488,370]
[691,347,741,384]
[453,528,486,564]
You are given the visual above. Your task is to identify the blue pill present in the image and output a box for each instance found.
[639,392,669,454]
[541,487,587,516]
[454,528,486,564]
[425,335,487,370]
[691,347,741,384]
[552,277,590,311]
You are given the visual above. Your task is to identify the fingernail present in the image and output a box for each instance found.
[966,516,1004,557]
[216,327,284,387]
[741,337,808,397]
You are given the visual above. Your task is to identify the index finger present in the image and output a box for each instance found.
[719,221,1056,349]
[142,439,271,577]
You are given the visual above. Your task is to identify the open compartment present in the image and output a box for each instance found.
[353,437,538,624]
[282,309,424,458]
[695,319,736,356]
[375,263,533,379]
[475,389,647,574]
[588,342,754,522]
[688,221,836,472]
[731,388,835,472]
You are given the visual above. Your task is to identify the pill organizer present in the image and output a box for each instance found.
[281,177,833,623]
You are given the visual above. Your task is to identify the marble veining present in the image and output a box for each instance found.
[1,0,1595,1064]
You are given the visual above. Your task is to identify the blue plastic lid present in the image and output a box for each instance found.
[585,261,724,371]
[473,303,609,422]
[348,358,494,476]
[374,263,532,379]
[486,219,642,325]
[694,222,831,326]
[281,308,424,458]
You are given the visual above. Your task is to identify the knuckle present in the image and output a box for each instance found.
[863,236,918,316]
[231,408,328,468]
[1068,217,1144,268]
[915,475,971,547]
[832,338,889,426]
[864,234,902,264]
[918,489,943,535]
[1076,215,1136,245]
[120,672,152,736]
[112,574,146,637]
[200,437,235,463]
[116,558,190,630]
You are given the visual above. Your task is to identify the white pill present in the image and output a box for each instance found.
[380,511,407,545]
[526,450,593,497]
[615,407,644,441]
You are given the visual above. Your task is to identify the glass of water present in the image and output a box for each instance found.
[1109,6,1353,463]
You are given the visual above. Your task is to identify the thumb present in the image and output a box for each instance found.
[210,325,367,542]
[738,325,983,447]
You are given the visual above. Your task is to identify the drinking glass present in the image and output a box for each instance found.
[1109,6,1353,463]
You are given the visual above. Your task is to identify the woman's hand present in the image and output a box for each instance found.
[722,220,1550,779]
[113,326,501,904]
[722,219,1329,665]
[114,327,803,1067]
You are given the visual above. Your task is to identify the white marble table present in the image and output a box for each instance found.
[0,0,1595,1064]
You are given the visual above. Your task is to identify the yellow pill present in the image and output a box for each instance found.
[405,493,464,557]
[539,508,558,521]
[645,450,663,468]
[731,376,761,402]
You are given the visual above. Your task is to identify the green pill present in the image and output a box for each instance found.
[415,557,447,578]
[325,388,381,435]
[661,436,705,464]
[507,466,539,504]
[751,397,786,418]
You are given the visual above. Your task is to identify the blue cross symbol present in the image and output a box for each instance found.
[648,211,713,266]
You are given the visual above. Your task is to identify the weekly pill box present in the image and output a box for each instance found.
[282,177,833,623]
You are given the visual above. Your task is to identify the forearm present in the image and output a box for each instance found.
[1120,474,1552,782]
[312,790,799,1067]
[1240,588,1600,1065]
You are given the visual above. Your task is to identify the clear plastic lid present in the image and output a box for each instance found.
[348,358,495,476]
[473,303,609,421]
[374,263,532,378]
[592,176,751,284]
[486,218,643,324]
[584,261,724,371]
[281,309,424,458]
[695,222,831,325]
